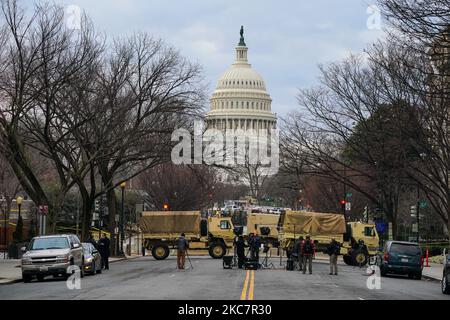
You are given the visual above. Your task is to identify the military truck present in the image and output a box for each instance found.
[139,211,235,260]
[279,211,380,266]
[245,212,280,246]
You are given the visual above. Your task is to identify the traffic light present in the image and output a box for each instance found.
[340,200,346,213]
[163,204,169,211]
[410,205,417,217]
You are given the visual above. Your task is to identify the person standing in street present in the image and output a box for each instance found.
[293,236,304,271]
[253,233,261,262]
[98,233,110,270]
[141,240,146,257]
[177,233,189,269]
[248,233,255,259]
[235,236,248,269]
[327,238,340,275]
[301,234,315,274]
[86,232,97,249]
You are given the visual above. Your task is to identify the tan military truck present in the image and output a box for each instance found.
[139,211,235,260]
[279,211,380,266]
[246,212,280,246]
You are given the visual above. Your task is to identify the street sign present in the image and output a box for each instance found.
[412,223,418,233]
[345,202,351,211]
[410,205,417,215]
[419,201,427,209]
[39,205,49,215]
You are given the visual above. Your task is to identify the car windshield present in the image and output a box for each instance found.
[390,243,421,255]
[82,243,92,253]
[29,237,69,250]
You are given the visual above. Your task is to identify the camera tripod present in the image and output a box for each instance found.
[260,244,274,269]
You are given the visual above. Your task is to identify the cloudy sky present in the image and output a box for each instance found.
[36,0,385,116]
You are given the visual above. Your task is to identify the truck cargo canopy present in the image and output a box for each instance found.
[140,211,201,234]
[283,211,346,235]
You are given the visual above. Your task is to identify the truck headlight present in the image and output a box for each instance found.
[56,255,69,263]
[21,258,32,265]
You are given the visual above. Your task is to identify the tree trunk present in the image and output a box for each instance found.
[105,185,117,256]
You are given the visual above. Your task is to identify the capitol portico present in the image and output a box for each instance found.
[205,27,277,131]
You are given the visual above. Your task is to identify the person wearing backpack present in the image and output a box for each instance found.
[177,233,189,269]
[301,234,315,274]
[327,238,340,275]
[293,236,304,271]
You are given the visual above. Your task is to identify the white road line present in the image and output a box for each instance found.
[358,297,365,300]
[169,274,175,278]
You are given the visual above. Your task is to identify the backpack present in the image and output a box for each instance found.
[303,240,313,254]
[177,237,187,250]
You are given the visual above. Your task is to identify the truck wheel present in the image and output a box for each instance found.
[442,273,450,294]
[209,243,226,259]
[152,243,170,260]
[22,274,32,283]
[343,255,353,266]
[352,250,368,266]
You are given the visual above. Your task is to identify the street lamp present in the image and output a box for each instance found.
[119,182,126,256]
[1,195,6,259]
[16,196,23,220]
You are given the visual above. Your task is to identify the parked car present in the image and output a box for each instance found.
[442,249,450,294]
[376,240,423,280]
[21,234,85,283]
[82,243,102,275]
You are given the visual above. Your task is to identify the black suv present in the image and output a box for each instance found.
[442,250,450,295]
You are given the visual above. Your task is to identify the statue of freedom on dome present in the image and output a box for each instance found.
[239,26,246,46]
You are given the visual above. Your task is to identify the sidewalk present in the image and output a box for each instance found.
[422,263,443,281]
[0,254,141,285]
[0,259,21,284]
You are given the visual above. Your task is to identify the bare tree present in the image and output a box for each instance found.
[137,164,218,211]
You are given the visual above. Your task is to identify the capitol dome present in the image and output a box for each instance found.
[205,27,277,131]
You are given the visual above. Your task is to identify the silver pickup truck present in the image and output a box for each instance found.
[21,234,85,283]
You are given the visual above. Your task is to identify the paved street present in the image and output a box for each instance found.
[0,256,447,300]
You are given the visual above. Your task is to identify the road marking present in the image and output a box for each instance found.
[240,270,250,300]
[169,274,175,278]
[358,297,365,300]
[248,270,255,300]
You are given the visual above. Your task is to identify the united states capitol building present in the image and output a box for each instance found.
[205,27,277,132]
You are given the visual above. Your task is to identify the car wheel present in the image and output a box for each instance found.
[209,242,226,259]
[442,273,450,294]
[91,262,96,276]
[96,261,102,274]
[36,275,45,282]
[408,273,414,279]
[415,272,422,280]
[22,274,32,283]
[152,243,170,260]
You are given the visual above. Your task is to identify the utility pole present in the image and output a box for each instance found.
[416,183,420,244]
[119,182,126,256]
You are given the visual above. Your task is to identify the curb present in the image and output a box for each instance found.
[109,255,141,263]
[422,274,441,282]
[0,278,23,285]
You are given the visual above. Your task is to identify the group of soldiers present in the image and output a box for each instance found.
[235,233,261,268]
[291,235,341,275]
